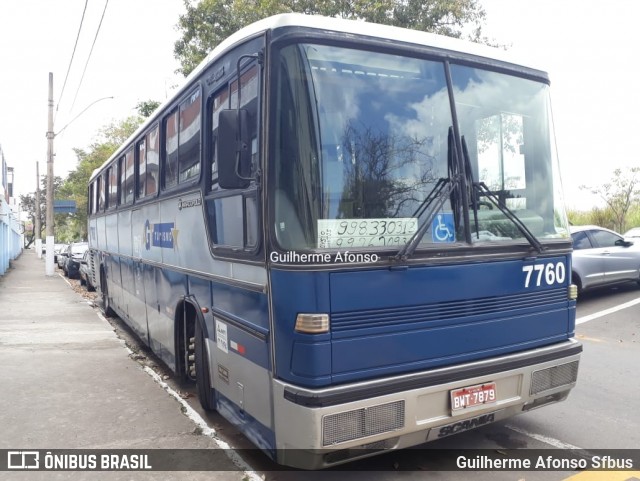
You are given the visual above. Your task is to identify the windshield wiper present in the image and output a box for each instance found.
[461,136,545,253]
[471,181,545,252]
[394,127,462,261]
[393,176,460,261]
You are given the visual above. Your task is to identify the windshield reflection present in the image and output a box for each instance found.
[272,43,569,253]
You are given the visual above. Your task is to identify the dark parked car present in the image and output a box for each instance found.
[570,225,640,294]
[79,250,96,291]
[63,242,89,279]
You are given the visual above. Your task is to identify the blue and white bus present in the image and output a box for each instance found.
[87,14,581,469]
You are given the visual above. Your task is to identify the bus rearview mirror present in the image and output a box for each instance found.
[218,109,251,189]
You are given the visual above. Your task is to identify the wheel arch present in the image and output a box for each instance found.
[175,295,208,381]
[571,271,583,293]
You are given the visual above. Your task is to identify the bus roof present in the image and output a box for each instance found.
[90,13,546,181]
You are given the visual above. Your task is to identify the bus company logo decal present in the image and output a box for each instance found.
[144,221,178,250]
[432,412,497,440]
[178,196,202,211]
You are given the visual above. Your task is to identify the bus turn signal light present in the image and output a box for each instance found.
[568,284,578,300]
[295,313,329,334]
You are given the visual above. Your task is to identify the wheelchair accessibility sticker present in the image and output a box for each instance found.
[432,213,455,243]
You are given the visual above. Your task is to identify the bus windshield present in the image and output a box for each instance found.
[272,43,569,252]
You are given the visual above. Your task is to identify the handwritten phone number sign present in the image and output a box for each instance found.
[317,218,418,248]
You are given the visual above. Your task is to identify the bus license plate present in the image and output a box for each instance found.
[450,382,497,411]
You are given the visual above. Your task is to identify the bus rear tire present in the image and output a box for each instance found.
[195,320,216,411]
[101,270,116,317]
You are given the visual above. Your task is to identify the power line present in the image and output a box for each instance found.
[69,0,110,112]
[56,0,89,118]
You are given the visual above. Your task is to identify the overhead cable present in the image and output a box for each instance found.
[70,0,110,112]
[56,0,89,119]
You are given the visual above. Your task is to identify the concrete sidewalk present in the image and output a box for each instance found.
[0,250,247,480]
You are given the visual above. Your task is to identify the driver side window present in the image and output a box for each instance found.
[205,60,260,254]
[590,230,621,248]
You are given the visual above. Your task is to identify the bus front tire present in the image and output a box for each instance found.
[195,321,216,411]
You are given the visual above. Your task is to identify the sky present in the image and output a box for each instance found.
[0,0,185,202]
[1,0,639,210]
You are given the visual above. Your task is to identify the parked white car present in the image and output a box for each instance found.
[624,227,640,239]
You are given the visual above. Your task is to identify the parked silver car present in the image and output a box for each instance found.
[571,225,640,293]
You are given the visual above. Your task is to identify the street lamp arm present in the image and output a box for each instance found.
[53,96,114,137]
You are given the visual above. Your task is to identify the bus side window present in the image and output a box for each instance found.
[163,110,179,189]
[205,62,260,253]
[119,149,134,205]
[146,126,159,196]
[231,65,259,174]
[119,156,126,205]
[137,138,146,199]
[88,182,95,215]
[178,89,201,183]
[107,164,117,209]
[97,174,105,212]
[209,85,228,190]
[162,89,201,190]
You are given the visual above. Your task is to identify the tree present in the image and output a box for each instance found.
[19,176,64,247]
[57,116,144,240]
[580,167,640,233]
[174,0,488,76]
[136,100,162,118]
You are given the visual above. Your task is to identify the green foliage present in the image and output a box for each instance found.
[579,167,640,233]
[136,100,162,118]
[19,176,64,246]
[174,0,488,76]
[567,205,640,234]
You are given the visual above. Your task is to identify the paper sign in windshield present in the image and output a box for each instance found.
[317,218,418,248]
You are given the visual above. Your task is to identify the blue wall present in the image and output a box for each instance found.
[0,200,22,275]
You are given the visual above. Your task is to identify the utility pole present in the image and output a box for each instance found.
[35,161,42,258]
[45,72,55,276]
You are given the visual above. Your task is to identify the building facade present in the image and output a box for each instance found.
[1,144,22,275]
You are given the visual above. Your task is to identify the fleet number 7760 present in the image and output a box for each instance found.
[522,262,566,288]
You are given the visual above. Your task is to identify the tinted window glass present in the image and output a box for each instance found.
[137,139,146,199]
[206,196,244,246]
[89,182,95,214]
[571,231,592,250]
[209,66,258,191]
[205,64,260,253]
[119,156,126,205]
[245,196,258,247]
[98,174,105,211]
[164,110,179,188]
[209,87,228,189]
[146,126,160,196]
[119,149,134,205]
[179,89,201,182]
[591,229,621,248]
[108,165,118,209]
